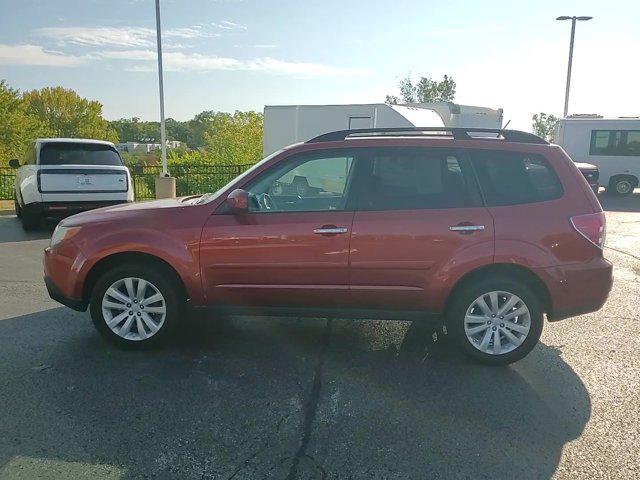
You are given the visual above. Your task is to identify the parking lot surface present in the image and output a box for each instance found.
[0,195,639,480]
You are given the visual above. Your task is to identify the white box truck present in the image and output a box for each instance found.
[263,102,503,156]
[555,115,640,195]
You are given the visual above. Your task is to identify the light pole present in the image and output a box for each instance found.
[153,0,175,198]
[556,15,593,118]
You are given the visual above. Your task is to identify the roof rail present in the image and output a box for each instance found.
[306,127,549,145]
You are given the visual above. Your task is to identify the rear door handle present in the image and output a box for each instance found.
[449,224,485,232]
[313,227,348,235]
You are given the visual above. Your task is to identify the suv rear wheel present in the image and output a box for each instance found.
[89,264,184,348]
[446,277,543,365]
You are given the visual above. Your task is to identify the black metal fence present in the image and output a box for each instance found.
[0,167,14,202]
[0,164,255,202]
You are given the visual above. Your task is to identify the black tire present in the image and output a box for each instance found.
[608,176,636,196]
[14,196,22,218]
[446,276,543,365]
[89,263,185,349]
[21,209,40,231]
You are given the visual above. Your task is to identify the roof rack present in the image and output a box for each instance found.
[306,127,549,145]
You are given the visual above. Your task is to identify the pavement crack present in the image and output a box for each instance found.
[285,318,332,480]
[226,412,292,480]
[605,245,640,261]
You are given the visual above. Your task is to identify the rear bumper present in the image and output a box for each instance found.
[25,200,130,217]
[538,257,613,321]
[44,276,87,312]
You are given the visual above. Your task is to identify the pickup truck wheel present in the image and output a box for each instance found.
[89,264,184,348]
[446,277,543,365]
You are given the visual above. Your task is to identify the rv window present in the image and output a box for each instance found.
[589,130,640,156]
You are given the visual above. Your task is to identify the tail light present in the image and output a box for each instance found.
[570,212,606,248]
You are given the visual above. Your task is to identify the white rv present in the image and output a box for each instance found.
[263,103,503,156]
[555,116,640,195]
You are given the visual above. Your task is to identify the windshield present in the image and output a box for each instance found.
[194,147,290,204]
[39,143,123,166]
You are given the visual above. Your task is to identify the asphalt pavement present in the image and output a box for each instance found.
[0,194,639,480]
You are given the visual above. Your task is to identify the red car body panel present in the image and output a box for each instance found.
[43,136,613,322]
[349,207,494,311]
[200,210,354,307]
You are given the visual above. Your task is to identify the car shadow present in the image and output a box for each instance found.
[0,215,54,244]
[599,190,640,212]
[0,308,590,479]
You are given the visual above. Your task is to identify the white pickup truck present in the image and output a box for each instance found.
[10,139,133,230]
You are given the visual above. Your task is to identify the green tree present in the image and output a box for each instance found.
[23,86,118,142]
[202,111,263,165]
[532,113,559,142]
[0,80,50,165]
[386,74,456,104]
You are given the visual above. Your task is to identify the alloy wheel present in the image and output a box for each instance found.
[101,277,167,341]
[463,291,531,355]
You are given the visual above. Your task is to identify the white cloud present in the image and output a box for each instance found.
[37,26,156,47]
[165,26,220,40]
[93,49,368,77]
[212,20,247,30]
[252,44,277,49]
[36,25,218,48]
[0,44,84,66]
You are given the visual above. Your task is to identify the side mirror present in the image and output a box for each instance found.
[226,189,249,214]
[8,159,20,168]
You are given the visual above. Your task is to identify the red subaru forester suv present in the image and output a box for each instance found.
[43,128,612,364]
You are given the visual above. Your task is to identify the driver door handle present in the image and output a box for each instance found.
[313,226,348,235]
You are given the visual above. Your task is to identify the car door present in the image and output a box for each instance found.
[348,147,495,312]
[199,149,359,309]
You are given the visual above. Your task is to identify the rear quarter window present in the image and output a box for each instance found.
[471,150,563,206]
[39,143,123,166]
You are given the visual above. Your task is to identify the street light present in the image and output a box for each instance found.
[556,15,593,117]
[153,0,175,198]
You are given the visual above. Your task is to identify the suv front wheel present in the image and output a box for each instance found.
[89,264,184,348]
[447,277,543,365]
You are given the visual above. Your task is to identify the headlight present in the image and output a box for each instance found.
[50,225,81,248]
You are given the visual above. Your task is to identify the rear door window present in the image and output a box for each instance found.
[39,143,123,166]
[471,150,563,206]
[353,148,480,210]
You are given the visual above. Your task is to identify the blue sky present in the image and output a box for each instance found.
[1,0,639,130]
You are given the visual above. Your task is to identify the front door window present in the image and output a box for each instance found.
[245,152,356,212]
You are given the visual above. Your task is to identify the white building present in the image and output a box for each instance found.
[116,140,182,154]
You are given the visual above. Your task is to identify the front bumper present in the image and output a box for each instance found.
[25,201,130,217]
[43,240,89,312]
[44,276,87,311]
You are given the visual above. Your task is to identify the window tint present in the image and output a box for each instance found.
[355,148,476,210]
[39,143,123,166]
[472,150,563,206]
[245,152,356,212]
[589,130,640,156]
